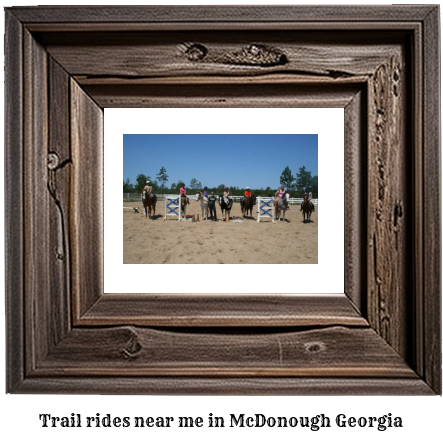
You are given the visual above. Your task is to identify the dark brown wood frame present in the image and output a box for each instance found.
[5,6,441,394]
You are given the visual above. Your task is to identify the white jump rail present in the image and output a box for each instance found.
[123,206,139,213]
[163,195,181,221]
[256,197,275,223]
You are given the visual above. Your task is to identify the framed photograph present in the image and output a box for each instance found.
[5,5,440,394]
[121,130,320,265]
[108,108,341,297]
[120,131,320,264]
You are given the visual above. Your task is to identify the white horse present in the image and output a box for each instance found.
[195,191,209,220]
[275,196,288,221]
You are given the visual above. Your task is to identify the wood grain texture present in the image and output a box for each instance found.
[80,294,367,327]
[13,377,434,396]
[37,326,415,378]
[25,23,425,34]
[70,80,104,320]
[5,10,24,393]
[412,19,425,382]
[83,83,361,108]
[48,57,72,346]
[8,5,437,23]
[366,51,409,358]
[4,5,441,394]
[344,90,366,314]
[41,32,403,80]
[23,29,50,372]
[422,6,441,394]
[76,73,368,85]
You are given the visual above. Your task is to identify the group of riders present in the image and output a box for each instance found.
[142,180,315,212]
[272,185,315,212]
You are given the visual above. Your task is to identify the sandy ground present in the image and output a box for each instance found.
[124,200,318,264]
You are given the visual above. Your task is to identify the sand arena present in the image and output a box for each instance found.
[124,199,318,264]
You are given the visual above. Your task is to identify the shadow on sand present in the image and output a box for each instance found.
[141,214,163,220]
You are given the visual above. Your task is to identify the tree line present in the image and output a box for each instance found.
[123,165,318,198]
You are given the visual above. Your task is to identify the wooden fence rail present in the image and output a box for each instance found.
[123,193,318,205]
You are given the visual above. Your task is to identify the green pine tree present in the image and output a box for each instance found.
[135,174,150,193]
[279,166,296,191]
[156,167,169,197]
[294,166,313,196]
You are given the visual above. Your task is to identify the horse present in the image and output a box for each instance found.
[219,195,233,221]
[241,194,256,218]
[142,190,156,219]
[301,194,313,223]
[196,191,209,220]
[275,196,288,221]
[180,194,189,218]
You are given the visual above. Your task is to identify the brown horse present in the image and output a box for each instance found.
[301,194,313,223]
[241,194,256,218]
[180,194,189,218]
[142,190,157,219]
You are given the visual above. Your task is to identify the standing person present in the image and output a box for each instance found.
[208,191,218,221]
[300,186,315,212]
[241,186,252,209]
[222,186,232,220]
[274,185,286,210]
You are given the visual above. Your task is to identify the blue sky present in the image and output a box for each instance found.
[123,134,317,189]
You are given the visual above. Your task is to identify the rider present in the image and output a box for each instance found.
[142,180,156,202]
[223,186,232,205]
[180,183,190,204]
[241,186,252,208]
[203,186,209,199]
[274,185,286,210]
[300,186,315,212]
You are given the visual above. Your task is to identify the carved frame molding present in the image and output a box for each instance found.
[5,6,441,394]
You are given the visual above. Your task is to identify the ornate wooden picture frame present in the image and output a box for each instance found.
[5,6,441,394]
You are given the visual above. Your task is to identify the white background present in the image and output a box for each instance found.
[1,1,442,437]
[106,108,343,293]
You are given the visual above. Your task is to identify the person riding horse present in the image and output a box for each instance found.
[180,183,190,204]
[300,186,315,212]
[220,186,233,221]
[241,187,252,208]
[223,187,232,203]
[142,180,156,203]
[274,186,286,210]
[141,180,157,219]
